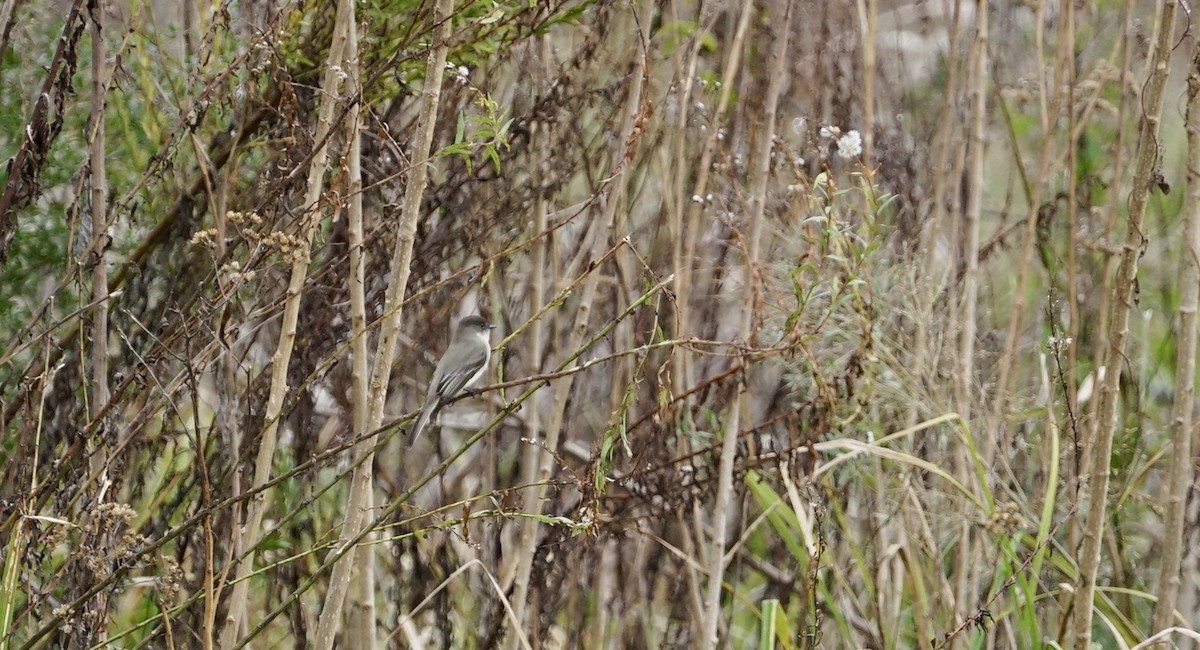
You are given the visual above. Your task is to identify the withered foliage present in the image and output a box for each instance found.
[2,0,1194,648]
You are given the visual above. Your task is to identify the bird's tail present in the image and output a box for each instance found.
[410,398,439,446]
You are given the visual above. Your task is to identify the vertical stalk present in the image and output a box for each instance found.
[684,4,755,639]
[1069,1,1175,647]
[507,3,652,643]
[334,4,376,648]
[856,0,876,168]
[702,1,791,647]
[86,0,109,466]
[1149,25,1200,636]
[675,1,752,395]
[909,0,963,429]
[217,5,352,646]
[74,2,110,645]
[317,0,454,646]
[958,0,987,446]
[1061,0,1081,441]
[954,0,988,620]
[667,0,706,405]
[507,30,552,642]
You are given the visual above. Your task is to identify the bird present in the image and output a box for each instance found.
[410,315,495,443]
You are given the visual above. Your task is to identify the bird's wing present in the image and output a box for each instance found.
[436,345,488,399]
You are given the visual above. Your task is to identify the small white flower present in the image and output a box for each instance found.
[819,125,838,139]
[836,130,862,159]
[445,61,470,85]
[691,194,703,203]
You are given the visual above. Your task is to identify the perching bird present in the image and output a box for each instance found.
[410,315,495,443]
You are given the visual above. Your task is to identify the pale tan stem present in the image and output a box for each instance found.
[86,0,109,472]
[87,0,109,415]
[669,0,712,401]
[958,0,987,444]
[316,0,455,646]
[217,5,352,646]
[506,4,653,643]
[1149,22,1200,636]
[909,0,963,429]
[505,31,552,641]
[702,1,791,647]
[676,1,751,393]
[1062,0,1081,438]
[1070,2,1176,647]
[78,3,111,645]
[683,2,756,640]
[855,0,876,167]
[953,0,989,621]
[312,2,376,647]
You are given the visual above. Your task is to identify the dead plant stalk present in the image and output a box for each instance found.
[1070,0,1176,647]
[507,1,654,642]
[1149,13,1200,635]
[315,0,455,646]
[313,0,373,646]
[703,0,792,647]
[216,4,352,646]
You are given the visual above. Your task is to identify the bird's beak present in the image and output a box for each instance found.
[487,324,497,330]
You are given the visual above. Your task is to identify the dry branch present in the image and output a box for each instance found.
[315,0,455,645]
[1149,17,1200,635]
[216,5,354,646]
[1070,1,1176,647]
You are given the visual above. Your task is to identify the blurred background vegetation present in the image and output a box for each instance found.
[1,0,1198,648]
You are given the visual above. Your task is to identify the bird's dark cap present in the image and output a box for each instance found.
[457,315,492,331]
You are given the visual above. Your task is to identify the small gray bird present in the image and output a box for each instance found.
[411,315,495,443]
